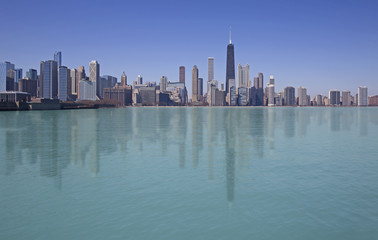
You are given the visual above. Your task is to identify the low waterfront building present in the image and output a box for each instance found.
[103,85,132,106]
[0,91,31,102]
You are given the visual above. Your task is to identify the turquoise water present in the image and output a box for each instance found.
[1,107,378,240]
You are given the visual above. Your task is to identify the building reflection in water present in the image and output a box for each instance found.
[1,107,377,196]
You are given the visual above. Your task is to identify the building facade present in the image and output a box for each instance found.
[358,86,368,106]
[298,86,307,106]
[208,57,214,83]
[79,78,96,101]
[54,51,62,67]
[42,60,58,99]
[237,63,249,88]
[179,66,185,84]
[160,76,168,92]
[121,72,127,87]
[284,86,295,106]
[89,60,100,98]
[341,90,351,106]
[70,68,77,95]
[226,34,235,95]
[192,65,199,102]
[329,90,341,106]
[58,66,70,101]
[0,61,15,91]
[76,66,86,99]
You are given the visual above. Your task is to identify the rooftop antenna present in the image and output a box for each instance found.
[229,26,232,44]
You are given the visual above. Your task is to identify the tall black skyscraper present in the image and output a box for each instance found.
[226,29,235,94]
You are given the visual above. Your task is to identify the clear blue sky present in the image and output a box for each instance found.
[1,0,378,96]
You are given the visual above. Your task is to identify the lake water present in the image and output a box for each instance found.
[1,107,378,240]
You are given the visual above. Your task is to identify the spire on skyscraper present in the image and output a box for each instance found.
[229,26,232,44]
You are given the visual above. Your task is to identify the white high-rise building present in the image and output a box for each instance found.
[89,60,100,98]
[237,63,249,88]
[298,86,307,106]
[266,75,275,106]
[358,86,368,106]
[79,78,96,101]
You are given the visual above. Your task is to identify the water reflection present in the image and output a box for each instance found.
[1,107,377,199]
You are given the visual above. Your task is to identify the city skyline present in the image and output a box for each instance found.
[1,0,377,97]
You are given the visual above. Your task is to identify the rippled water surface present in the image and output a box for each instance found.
[1,107,378,240]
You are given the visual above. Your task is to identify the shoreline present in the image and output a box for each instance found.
[1,102,376,111]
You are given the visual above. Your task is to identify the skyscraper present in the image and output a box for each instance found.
[267,75,275,106]
[315,95,323,106]
[42,60,58,99]
[137,75,143,85]
[160,76,168,92]
[79,78,96,101]
[283,86,295,106]
[0,61,15,91]
[76,66,86,99]
[121,72,127,87]
[342,90,351,106]
[192,65,199,102]
[179,66,185,84]
[358,86,368,106]
[258,73,264,89]
[54,51,62,67]
[237,63,249,88]
[89,60,100,98]
[198,77,203,101]
[298,86,307,106]
[226,29,235,95]
[208,57,214,82]
[253,73,264,106]
[26,69,38,81]
[70,68,77,95]
[38,61,44,97]
[14,68,22,90]
[329,90,340,106]
[58,66,70,101]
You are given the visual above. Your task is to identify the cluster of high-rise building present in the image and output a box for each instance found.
[0,33,376,107]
